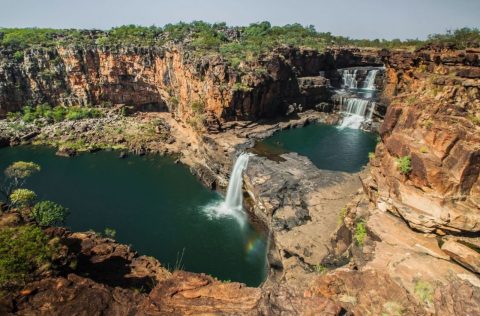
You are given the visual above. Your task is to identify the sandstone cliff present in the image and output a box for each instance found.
[369,47,480,234]
[0,45,381,128]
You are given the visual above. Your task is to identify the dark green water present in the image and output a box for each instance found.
[0,146,267,286]
[255,123,377,172]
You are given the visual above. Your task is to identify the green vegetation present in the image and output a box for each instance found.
[9,189,36,207]
[1,24,478,66]
[233,82,253,92]
[382,301,405,316]
[354,220,367,246]
[0,225,56,288]
[1,161,40,202]
[468,114,480,126]
[368,152,376,160]
[314,263,328,274]
[396,156,412,175]
[414,279,434,305]
[8,104,103,123]
[31,200,69,226]
[338,207,348,225]
[104,227,117,238]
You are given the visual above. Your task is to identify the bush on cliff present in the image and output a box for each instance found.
[9,189,37,207]
[31,200,69,227]
[0,225,56,288]
[396,156,412,175]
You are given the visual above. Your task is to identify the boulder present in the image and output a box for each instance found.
[441,240,480,274]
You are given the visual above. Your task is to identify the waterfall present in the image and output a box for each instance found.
[362,69,378,90]
[224,153,250,212]
[202,153,250,226]
[342,69,358,89]
[336,67,382,130]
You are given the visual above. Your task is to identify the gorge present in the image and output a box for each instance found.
[0,24,479,315]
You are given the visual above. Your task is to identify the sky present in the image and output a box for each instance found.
[1,0,479,40]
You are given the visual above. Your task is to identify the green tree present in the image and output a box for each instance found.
[1,161,40,201]
[31,201,69,226]
[9,189,37,207]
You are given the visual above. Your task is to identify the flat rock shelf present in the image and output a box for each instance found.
[0,146,267,286]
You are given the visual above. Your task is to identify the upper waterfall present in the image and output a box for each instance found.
[362,69,379,90]
[336,67,382,130]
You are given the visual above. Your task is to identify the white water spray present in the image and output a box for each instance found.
[202,153,250,226]
[337,68,381,130]
[362,69,379,90]
[342,69,358,89]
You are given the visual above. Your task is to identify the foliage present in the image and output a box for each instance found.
[4,161,40,180]
[414,279,434,305]
[354,220,367,246]
[2,24,478,62]
[427,27,480,49]
[314,263,328,274]
[9,189,37,207]
[468,114,480,126]
[9,104,102,123]
[233,82,253,92]
[1,161,40,202]
[31,200,69,226]
[104,227,116,238]
[0,225,55,288]
[190,100,205,114]
[338,207,348,225]
[396,156,412,175]
[368,152,376,160]
[13,51,24,61]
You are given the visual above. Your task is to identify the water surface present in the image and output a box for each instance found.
[254,123,377,173]
[0,146,267,286]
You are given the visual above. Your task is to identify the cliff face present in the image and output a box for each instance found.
[0,45,381,126]
[369,47,480,233]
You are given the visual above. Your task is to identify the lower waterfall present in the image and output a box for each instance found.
[202,153,250,226]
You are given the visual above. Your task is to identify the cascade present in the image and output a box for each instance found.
[341,69,358,89]
[362,69,379,90]
[202,153,250,226]
[336,68,381,130]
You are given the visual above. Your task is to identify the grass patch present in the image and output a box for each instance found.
[414,279,434,305]
[396,156,412,175]
[338,207,348,225]
[354,220,367,246]
[314,264,328,274]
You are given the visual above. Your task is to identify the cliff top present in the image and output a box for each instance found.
[1,22,479,65]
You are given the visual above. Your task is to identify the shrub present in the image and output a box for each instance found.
[31,200,69,226]
[414,280,434,305]
[354,220,367,246]
[13,51,24,62]
[10,189,37,207]
[104,227,116,238]
[368,152,376,160]
[190,100,205,114]
[396,156,412,175]
[314,264,328,274]
[0,225,55,288]
[233,82,253,92]
[338,207,348,225]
